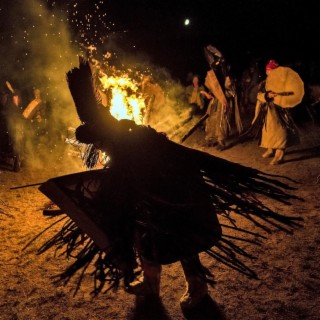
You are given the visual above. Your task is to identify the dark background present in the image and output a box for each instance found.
[103,0,320,82]
[1,0,319,84]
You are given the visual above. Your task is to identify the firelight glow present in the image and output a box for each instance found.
[99,74,146,125]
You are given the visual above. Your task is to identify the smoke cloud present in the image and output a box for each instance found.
[0,0,82,173]
[0,0,195,175]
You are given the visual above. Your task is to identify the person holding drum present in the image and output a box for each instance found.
[252,60,303,165]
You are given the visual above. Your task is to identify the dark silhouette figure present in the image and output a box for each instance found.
[37,58,301,312]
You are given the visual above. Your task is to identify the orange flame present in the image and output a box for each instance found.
[99,74,145,125]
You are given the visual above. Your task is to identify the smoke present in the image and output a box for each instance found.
[93,35,194,141]
[0,0,195,175]
[0,0,83,173]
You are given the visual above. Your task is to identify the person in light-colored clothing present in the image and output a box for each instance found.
[252,60,300,165]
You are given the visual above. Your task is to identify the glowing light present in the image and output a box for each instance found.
[184,19,190,26]
[99,73,146,125]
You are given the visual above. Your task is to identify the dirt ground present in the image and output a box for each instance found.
[0,120,319,320]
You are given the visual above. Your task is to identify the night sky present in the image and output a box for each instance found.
[0,0,319,84]
[105,0,320,81]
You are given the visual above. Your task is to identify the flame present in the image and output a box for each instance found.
[99,74,146,125]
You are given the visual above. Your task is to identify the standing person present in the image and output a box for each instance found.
[140,75,166,126]
[22,87,48,164]
[203,45,243,150]
[185,74,211,116]
[1,81,24,171]
[67,60,222,309]
[252,60,301,165]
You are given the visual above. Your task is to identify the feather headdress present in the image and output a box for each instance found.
[66,57,117,168]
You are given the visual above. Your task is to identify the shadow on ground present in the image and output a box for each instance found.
[127,295,226,320]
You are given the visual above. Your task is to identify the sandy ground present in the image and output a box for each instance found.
[0,121,320,320]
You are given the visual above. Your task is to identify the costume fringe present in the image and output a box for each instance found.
[32,59,303,295]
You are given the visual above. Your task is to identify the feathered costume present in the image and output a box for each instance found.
[38,58,300,294]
